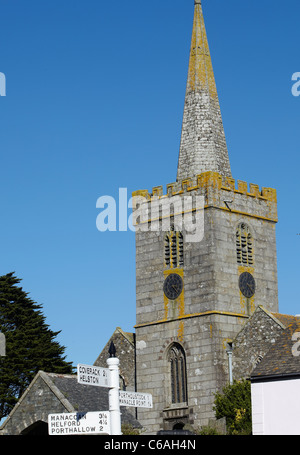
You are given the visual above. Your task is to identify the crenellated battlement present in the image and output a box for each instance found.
[132,171,277,223]
[133,171,276,202]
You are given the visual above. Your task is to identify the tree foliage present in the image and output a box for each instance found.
[213,379,252,435]
[0,273,73,419]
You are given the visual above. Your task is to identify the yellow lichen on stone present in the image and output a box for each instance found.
[187,2,217,100]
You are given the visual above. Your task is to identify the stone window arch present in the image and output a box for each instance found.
[236,223,253,266]
[167,343,187,404]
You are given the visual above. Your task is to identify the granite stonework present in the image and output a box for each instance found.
[232,306,298,381]
[94,327,136,392]
[134,172,278,433]
[0,372,75,435]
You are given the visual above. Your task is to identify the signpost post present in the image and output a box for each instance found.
[107,341,122,435]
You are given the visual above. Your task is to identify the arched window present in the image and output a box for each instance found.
[236,223,253,266]
[168,343,187,404]
[164,232,184,269]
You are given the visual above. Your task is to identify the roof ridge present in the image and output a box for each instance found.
[38,371,75,412]
[116,327,135,346]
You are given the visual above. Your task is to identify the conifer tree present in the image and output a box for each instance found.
[0,272,73,419]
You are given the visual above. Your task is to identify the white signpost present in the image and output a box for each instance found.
[48,411,110,435]
[48,343,153,436]
[119,391,153,409]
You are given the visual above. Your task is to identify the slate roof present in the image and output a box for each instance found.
[46,372,109,413]
[251,319,300,381]
[270,312,299,328]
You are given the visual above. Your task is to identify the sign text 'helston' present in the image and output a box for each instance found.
[77,363,110,387]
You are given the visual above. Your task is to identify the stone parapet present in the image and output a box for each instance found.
[133,171,277,223]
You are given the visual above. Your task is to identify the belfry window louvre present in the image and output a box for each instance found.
[164,231,184,269]
[178,232,184,267]
[236,223,253,266]
[171,232,178,268]
[168,343,187,404]
[164,235,170,266]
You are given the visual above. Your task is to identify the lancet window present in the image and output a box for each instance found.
[168,343,187,405]
[236,223,253,266]
[164,231,184,268]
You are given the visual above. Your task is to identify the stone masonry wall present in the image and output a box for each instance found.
[232,307,284,380]
[94,328,136,392]
[134,171,278,433]
[0,374,67,435]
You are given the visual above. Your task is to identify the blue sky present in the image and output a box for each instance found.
[0,0,299,367]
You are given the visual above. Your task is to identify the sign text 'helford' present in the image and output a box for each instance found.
[48,411,110,435]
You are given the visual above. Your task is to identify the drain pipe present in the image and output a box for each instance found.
[226,344,233,385]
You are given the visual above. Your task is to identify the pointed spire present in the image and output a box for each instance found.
[177,0,231,182]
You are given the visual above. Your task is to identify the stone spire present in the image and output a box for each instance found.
[177,0,231,182]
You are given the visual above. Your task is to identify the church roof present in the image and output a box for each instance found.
[44,371,109,413]
[251,319,300,381]
[270,312,299,328]
[93,326,135,368]
[177,0,231,181]
[115,327,135,346]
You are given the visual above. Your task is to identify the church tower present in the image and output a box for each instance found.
[133,0,278,433]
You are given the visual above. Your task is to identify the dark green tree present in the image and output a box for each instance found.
[0,272,74,419]
[213,379,252,435]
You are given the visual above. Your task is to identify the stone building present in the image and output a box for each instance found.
[0,0,296,435]
[232,306,299,381]
[0,327,139,435]
[250,319,300,435]
[94,327,136,393]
